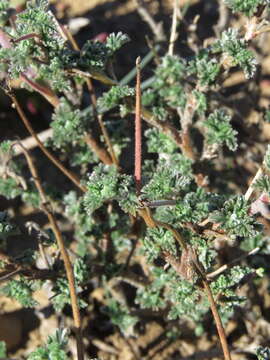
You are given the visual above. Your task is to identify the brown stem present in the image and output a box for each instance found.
[85,76,118,167]
[8,93,86,193]
[155,220,187,250]
[64,26,117,166]
[20,74,60,107]
[19,143,84,360]
[138,206,231,360]
[207,247,260,279]
[140,106,182,148]
[0,28,59,107]
[12,128,53,156]
[84,133,113,165]
[12,32,43,43]
[202,280,232,360]
[61,25,80,51]
[135,57,142,195]
[85,75,117,166]
[97,114,119,167]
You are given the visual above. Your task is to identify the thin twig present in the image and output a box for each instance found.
[12,128,53,156]
[120,45,160,85]
[0,29,59,107]
[138,206,232,360]
[7,92,86,193]
[142,199,177,207]
[22,74,59,108]
[202,280,232,360]
[140,106,182,149]
[97,115,119,166]
[67,68,117,86]
[62,25,80,51]
[168,0,180,56]
[0,268,21,283]
[85,76,117,166]
[18,143,84,360]
[245,167,263,201]
[83,133,113,165]
[64,26,117,166]
[134,0,166,42]
[156,220,187,250]
[207,247,260,279]
[135,57,142,195]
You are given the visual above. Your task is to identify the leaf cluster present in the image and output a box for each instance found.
[27,328,69,360]
[223,0,269,17]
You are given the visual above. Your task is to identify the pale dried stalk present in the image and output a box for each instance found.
[245,167,263,201]
[19,143,84,360]
[12,128,53,156]
[168,0,180,55]
[135,0,166,42]
[207,247,260,279]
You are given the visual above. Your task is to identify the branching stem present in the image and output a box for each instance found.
[8,93,86,193]
[19,143,84,360]
[64,26,117,166]
[139,205,231,360]
[207,247,260,279]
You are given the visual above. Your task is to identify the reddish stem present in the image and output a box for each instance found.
[13,32,42,43]
[135,57,142,195]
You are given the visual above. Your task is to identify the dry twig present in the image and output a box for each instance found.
[207,247,260,279]
[168,0,181,56]
[134,0,166,42]
[7,92,86,193]
[138,206,232,360]
[64,26,117,166]
[245,167,263,201]
[18,142,84,360]
[12,128,53,156]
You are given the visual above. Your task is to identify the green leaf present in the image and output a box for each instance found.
[253,174,270,193]
[257,346,270,360]
[106,32,130,54]
[1,278,38,307]
[213,28,257,78]
[104,299,138,334]
[0,0,10,26]
[97,85,135,113]
[204,109,238,151]
[188,51,220,86]
[210,195,260,238]
[143,227,177,262]
[51,98,89,148]
[0,341,7,358]
[223,0,267,17]
[27,328,69,360]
